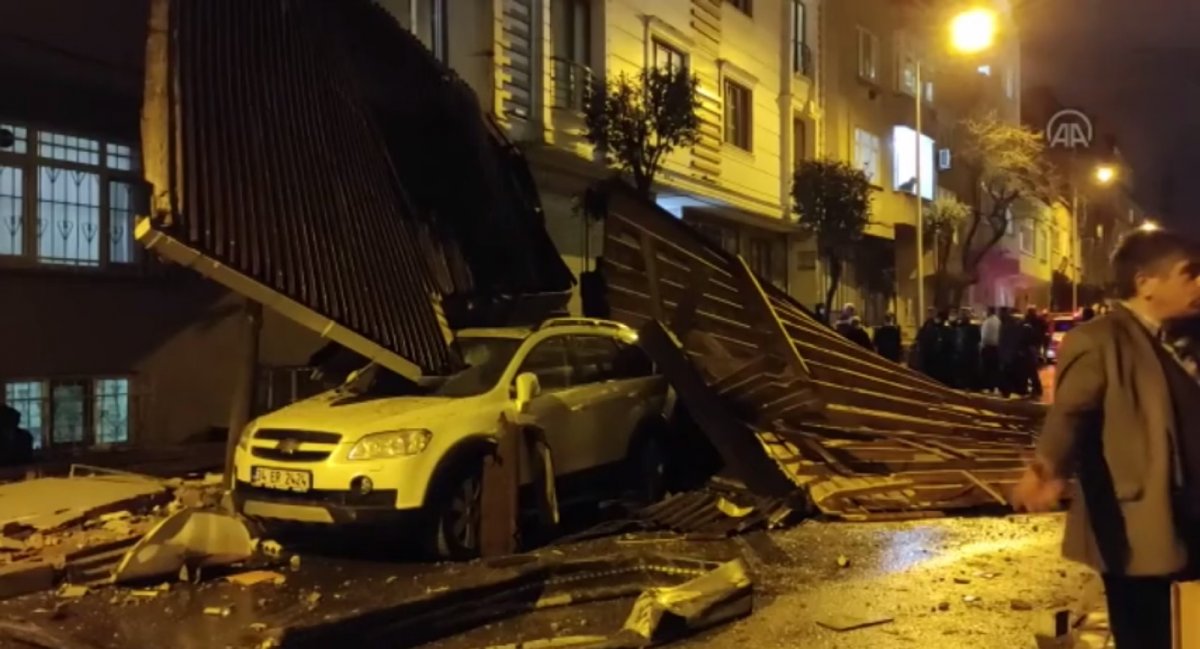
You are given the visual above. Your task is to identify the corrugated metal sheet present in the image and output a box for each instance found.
[596,181,1046,519]
[140,0,573,379]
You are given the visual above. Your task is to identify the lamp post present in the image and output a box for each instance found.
[1071,163,1117,312]
[914,8,997,326]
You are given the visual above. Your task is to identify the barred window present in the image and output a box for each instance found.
[0,121,140,268]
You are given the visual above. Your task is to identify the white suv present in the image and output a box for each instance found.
[232,318,670,557]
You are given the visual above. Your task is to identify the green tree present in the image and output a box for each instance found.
[793,159,875,317]
[924,195,970,309]
[584,66,701,198]
[953,113,1056,304]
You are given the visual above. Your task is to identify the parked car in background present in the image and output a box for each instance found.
[232,318,672,559]
[1047,313,1079,362]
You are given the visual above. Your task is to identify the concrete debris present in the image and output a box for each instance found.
[129,588,162,598]
[204,605,234,617]
[112,508,257,584]
[1012,599,1035,611]
[953,577,971,584]
[227,570,286,587]
[836,555,851,569]
[249,622,268,632]
[56,584,89,598]
[963,595,981,603]
[937,602,951,612]
[289,554,302,571]
[815,613,895,632]
[260,540,283,558]
[305,591,322,607]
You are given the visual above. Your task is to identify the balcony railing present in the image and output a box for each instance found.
[551,57,594,112]
[793,41,813,79]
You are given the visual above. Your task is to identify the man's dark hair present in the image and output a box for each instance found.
[1112,229,1200,299]
[987,306,997,316]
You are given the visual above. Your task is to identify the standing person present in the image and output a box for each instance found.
[834,303,857,338]
[845,316,874,351]
[1022,308,1045,398]
[917,309,953,385]
[953,307,982,390]
[980,307,1002,393]
[1080,306,1096,322]
[813,303,830,325]
[1012,229,1200,649]
[873,313,903,363]
[0,406,32,467]
[998,307,1023,396]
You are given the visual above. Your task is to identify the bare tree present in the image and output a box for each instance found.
[924,195,970,309]
[584,66,701,197]
[793,159,875,317]
[953,113,1056,304]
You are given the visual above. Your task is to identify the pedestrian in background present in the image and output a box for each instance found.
[0,406,32,467]
[873,313,903,363]
[844,316,874,351]
[1021,308,1045,398]
[953,307,982,390]
[998,307,1023,396]
[980,306,1002,393]
[1013,229,1200,649]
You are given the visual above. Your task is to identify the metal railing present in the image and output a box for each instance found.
[551,57,594,112]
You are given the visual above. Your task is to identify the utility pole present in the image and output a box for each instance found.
[914,61,924,328]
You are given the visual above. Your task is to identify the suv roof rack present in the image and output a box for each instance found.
[536,317,632,332]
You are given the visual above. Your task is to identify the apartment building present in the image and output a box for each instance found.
[0,29,324,453]
[820,0,1023,325]
[383,0,821,313]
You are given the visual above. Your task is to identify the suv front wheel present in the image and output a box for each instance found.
[426,458,484,560]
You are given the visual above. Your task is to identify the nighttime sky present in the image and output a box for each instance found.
[1020,0,1200,225]
[0,0,1193,222]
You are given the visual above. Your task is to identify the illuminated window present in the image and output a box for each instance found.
[653,39,687,74]
[1019,223,1035,255]
[896,33,916,95]
[1038,227,1048,261]
[854,128,882,185]
[724,80,752,151]
[4,377,133,448]
[858,28,879,82]
[0,121,140,268]
[892,126,935,200]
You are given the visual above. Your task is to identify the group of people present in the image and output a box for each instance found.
[915,305,1056,398]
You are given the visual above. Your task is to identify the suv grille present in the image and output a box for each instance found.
[250,428,341,463]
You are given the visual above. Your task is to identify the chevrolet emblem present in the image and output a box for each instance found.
[276,438,301,455]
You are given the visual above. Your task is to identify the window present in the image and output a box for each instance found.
[430,0,448,62]
[793,118,807,167]
[4,377,134,448]
[977,64,992,76]
[1004,66,1016,99]
[653,39,687,74]
[694,220,739,256]
[517,337,573,390]
[724,80,752,151]
[727,0,752,15]
[857,28,879,82]
[892,126,935,200]
[612,341,654,379]
[0,121,141,268]
[896,33,916,95]
[1019,223,1035,255]
[747,238,772,283]
[853,128,882,185]
[570,336,619,384]
[1037,227,1048,261]
[792,1,810,76]
[552,0,592,110]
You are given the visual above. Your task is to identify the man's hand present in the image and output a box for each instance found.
[1011,462,1067,512]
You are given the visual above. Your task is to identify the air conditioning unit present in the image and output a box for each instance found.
[938,148,952,171]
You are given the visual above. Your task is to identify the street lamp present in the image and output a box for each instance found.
[1070,164,1119,312]
[1140,220,1160,232]
[914,8,998,327]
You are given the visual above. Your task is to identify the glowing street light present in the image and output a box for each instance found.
[1140,220,1160,232]
[1094,164,1117,185]
[950,8,998,54]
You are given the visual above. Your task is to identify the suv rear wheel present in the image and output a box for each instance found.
[427,459,483,560]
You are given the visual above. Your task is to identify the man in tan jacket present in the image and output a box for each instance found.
[1014,228,1200,648]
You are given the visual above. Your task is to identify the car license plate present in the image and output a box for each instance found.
[250,467,312,493]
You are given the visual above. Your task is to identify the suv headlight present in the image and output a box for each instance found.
[347,429,432,460]
[237,424,254,451]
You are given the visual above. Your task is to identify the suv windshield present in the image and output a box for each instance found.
[433,337,523,397]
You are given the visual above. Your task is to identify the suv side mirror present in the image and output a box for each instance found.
[514,372,541,414]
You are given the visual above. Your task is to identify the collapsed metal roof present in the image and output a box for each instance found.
[595,182,1045,519]
[138,0,574,380]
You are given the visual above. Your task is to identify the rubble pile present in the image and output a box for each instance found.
[0,467,270,600]
[596,183,1045,520]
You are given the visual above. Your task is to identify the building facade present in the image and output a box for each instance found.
[382,0,821,314]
